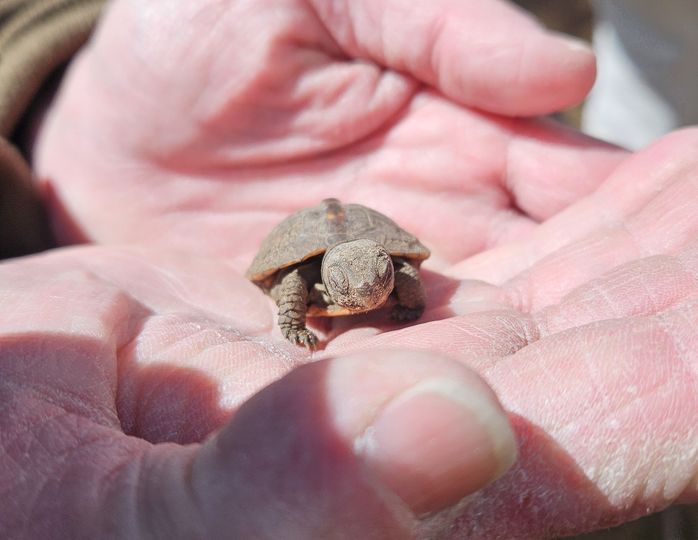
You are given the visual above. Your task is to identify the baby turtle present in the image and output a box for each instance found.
[246,198,430,349]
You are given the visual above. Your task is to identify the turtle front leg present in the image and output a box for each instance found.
[270,268,318,349]
[390,258,426,321]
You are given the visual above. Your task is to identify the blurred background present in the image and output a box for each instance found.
[515,0,593,40]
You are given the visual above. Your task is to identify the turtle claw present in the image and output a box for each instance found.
[285,327,318,350]
[390,305,424,322]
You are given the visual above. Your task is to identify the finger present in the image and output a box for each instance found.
[455,128,698,285]
[2,349,516,537]
[310,0,596,116]
[352,98,626,264]
[446,304,698,538]
[190,350,516,534]
[503,117,626,222]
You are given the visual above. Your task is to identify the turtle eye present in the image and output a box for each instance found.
[377,255,391,277]
[327,265,349,295]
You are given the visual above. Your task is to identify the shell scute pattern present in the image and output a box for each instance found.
[246,200,429,285]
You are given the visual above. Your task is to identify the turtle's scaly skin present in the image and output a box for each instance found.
[247,199,430,348]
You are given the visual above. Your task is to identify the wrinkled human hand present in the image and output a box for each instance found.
[35,0,622,265]
[412,129,698,538]
[27,0,698,537]
[0,245,517,539]
[4,130,698,538]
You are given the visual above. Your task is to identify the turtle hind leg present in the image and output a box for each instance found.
[271,268,318,350]
[390,258,426,322]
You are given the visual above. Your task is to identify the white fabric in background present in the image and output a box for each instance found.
[582,0,698,149]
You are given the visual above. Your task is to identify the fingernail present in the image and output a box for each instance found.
[555,34,592,54]
[354,378,516,515]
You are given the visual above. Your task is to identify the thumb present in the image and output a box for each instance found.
[310,0,595,116]
[185,350,516,538]
[4,348,515,538]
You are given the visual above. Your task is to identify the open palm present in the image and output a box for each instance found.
[35,0,620,266]
[5,130,698,538]
[10,0,697,538]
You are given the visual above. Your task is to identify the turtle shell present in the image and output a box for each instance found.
[246,199,430,285]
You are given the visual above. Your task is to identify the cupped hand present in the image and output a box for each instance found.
[0,244,516,539]
[25,0,698,536]
[35,0,623,265]
[4,130,698,538]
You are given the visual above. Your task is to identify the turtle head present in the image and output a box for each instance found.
[321,239,394,312]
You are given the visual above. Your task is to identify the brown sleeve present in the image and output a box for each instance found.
[0,0,106,258]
